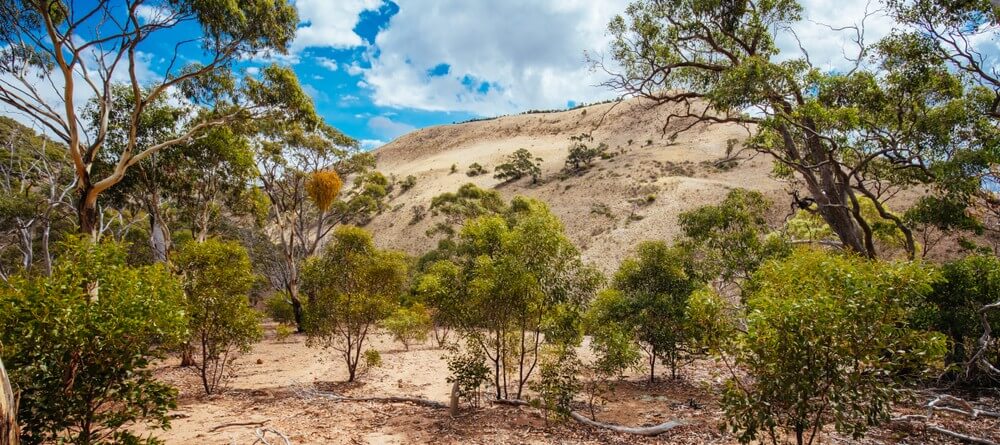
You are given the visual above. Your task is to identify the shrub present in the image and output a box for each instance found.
[450,163,458,174]
[0,238,188,444]
[275,324,296,342]
[175,239,263,395]
[601,241,703,381]
[409,204,426,225]
[400,175,417,192]
[494,148,542,184]
[264,292,297,324]
[564,142,603,171]
[362,349,382,374]
[722,248,946,445]
[925,254,1000,383]
[532,346,582,421]
[466,162,487,176]
[446,344,492,409]
[383,304,432,350]
[302,226,408,382]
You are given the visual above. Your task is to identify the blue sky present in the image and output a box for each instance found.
[3,0,947,151]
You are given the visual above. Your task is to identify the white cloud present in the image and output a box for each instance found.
[246,66,260,76]
[292,0,383,52]
[774,0,896,72]
[359,0,627,115]
[367,115,415,139]
[316,56,339,71]
[345,63,364,76]
[134,5,173,24]
[360,138,386,150]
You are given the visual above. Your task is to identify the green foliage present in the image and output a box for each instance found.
[399,175,417,193]
[607,0,1000,259]
[264,292,297,324]
[0,238,188,445]
[175,239,262,395]
[723,248,946,444]
[606,241,703,381]
[532,346,582,421]
[925,254,1000,383]
[786,197,910,253]
[422,193,601,399]
[494,148,542,184]
[274,324,295,343]
[445,344,492,408]
[302,226,408,382]
[362,349,382,374]
[564,142,606,171]
[383,304,432,350]
[466,162,487,177]
[428,183,506,231]
[679,189,788,292]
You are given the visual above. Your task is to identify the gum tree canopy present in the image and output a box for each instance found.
[0,0,306,235]
[603,0,999,259]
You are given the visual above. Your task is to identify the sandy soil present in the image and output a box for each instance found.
[147,324,999,445]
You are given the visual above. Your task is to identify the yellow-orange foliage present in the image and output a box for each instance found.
[306,170,343,212]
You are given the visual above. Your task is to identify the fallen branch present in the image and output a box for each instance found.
[210,420,268,432]
[299,387,447,409]
[492,399,687,437]
[890,393,1000,445]
[894,416,998,445]
[252,427,291,445]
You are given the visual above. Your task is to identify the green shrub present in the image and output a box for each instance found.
[176,239,262,395]
[264,292,297,324]
[302,226,408,382]
[494,148,542,184]
[564,142,604,171]
[383,304,432,350]
[446,344,491,408]
[723,248,946,445]
[275,324,295,342]
[466,162,487,176]
[926,254,1000,383]
[532,346,582,421]
[400,175,417,192]
[363,349,382,373]
[0,238,188,445]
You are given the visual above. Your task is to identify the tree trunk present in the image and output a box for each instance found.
[147,195,170,262]
[77,187,99,239]
[0,358,18,445]
[180,344,195,367]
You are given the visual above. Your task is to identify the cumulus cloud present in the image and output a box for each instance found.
[359,139,386,150]
[774,0,895,71]
[358,0,628,115]
[316,57,339,71]
[367,115,415,139]
[292,0,384,52]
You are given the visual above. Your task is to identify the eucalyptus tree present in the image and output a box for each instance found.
[0,117,75,277]
[418,195,602,400]
[0,0,301,235]
[603,0,999,259]
[256,120,390,330]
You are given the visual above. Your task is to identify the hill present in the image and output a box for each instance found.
[367,98,789,272]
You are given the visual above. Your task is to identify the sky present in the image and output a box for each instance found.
[2,0,949,150]
[244,0,903,149]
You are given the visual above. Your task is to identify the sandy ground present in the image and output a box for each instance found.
[147,324,1000,445]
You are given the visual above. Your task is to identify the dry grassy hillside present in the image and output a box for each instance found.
[368,98,790,272]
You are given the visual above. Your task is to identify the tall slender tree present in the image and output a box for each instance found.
[0,0,300,235]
